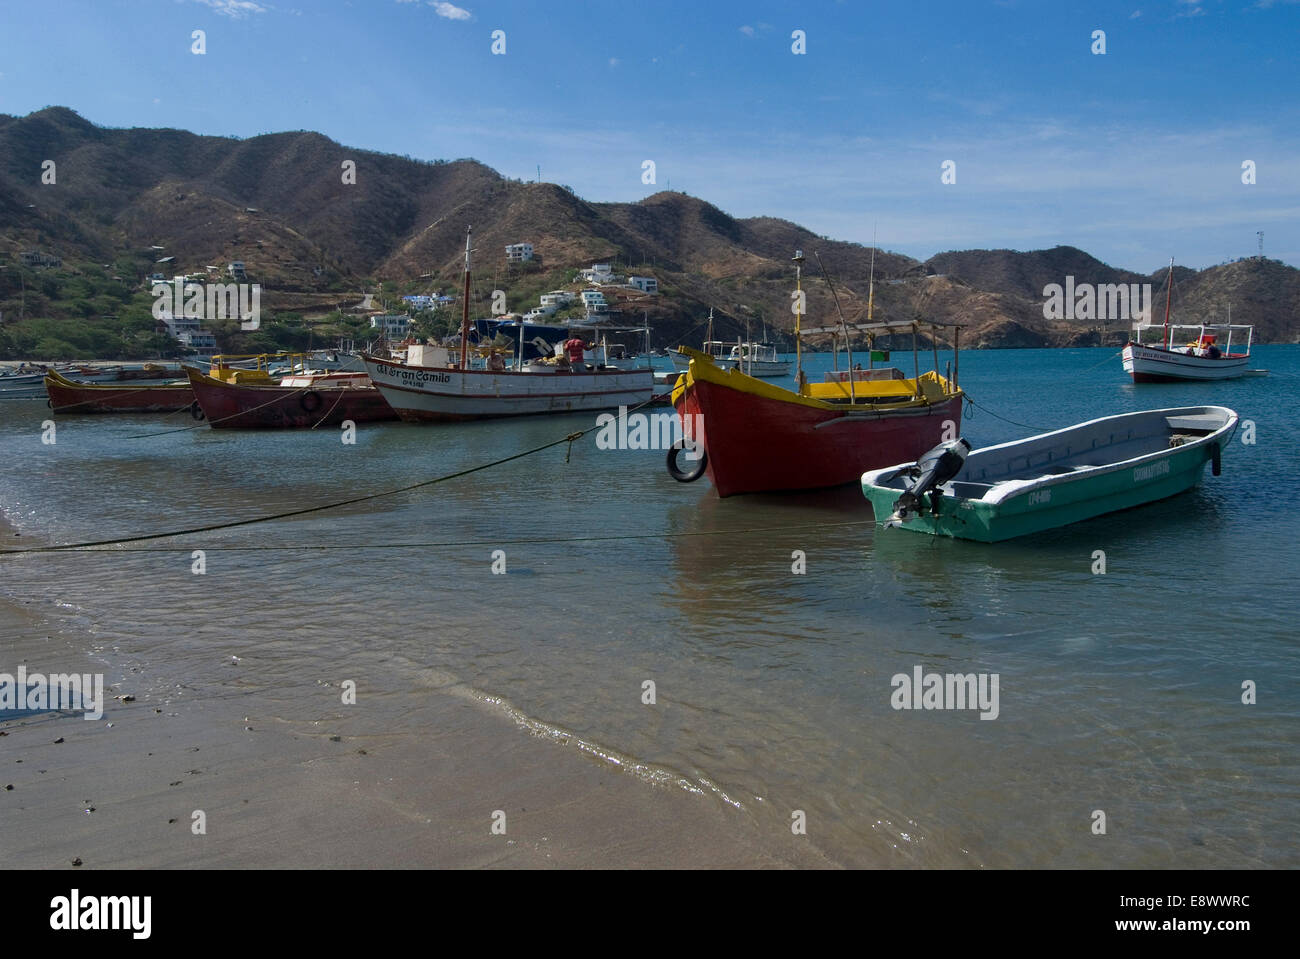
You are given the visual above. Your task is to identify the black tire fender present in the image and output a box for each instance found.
[1211,441,1221,477]
[666,438,708,483]
[190,401,206,421]
[300,390,323,414]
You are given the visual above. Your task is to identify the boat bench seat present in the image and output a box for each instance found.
[947,481,996,498]
[1165,415,1220,434]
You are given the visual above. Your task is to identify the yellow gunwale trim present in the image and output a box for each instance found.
[43,369,186,390]
[672,346,961,412]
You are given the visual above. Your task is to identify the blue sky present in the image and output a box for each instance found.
[1,0,1297,271]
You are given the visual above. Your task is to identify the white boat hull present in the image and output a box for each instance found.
[734,359,792,377]
[1122,343,1250,382]
[669,351,789,377]
[0,372,49,398]
[362,354,653,421]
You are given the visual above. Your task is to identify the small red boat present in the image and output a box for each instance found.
[45,369,195,414]
[186,366,397,429]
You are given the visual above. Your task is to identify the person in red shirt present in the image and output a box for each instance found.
[563,334,590,372]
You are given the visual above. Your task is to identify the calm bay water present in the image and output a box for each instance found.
[2,346,1297,867]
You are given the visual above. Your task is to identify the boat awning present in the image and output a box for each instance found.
[800,319,969,335]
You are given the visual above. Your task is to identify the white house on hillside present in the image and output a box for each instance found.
[579,263,618,284]
[539,290,575,309]
[628,276,658,293]
[369,314,411,338]
[505,243,534,262]
[156,313,218,355]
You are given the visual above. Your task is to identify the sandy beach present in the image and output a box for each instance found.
[0,579,833,870]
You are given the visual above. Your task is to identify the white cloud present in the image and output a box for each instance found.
[427,110,1300,269]
[430,1,471,20]
[739,25,755,37]
[190,0,268,18]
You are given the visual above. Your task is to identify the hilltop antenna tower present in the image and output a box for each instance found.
[1257,231,1264,259]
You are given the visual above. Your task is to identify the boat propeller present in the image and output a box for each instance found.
[887,438,971,526]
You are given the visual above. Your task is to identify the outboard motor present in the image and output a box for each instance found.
[888,438,971,525]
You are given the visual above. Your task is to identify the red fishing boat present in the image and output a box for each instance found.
[668,249,965,497]
[45,369,195,414]
[185,357,396,429]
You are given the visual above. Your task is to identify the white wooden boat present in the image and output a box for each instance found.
[670,309,790,379]
[362,229,652,421]
[0,370,49,399]
[670,339,790,377]
[726,341,791,377]
[1121,259,1256,382]
[362,353,652,421]
[862,406,1238,542]
[1123,323,1253,381]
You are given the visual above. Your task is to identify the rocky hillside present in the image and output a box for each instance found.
[1,107,1296,353]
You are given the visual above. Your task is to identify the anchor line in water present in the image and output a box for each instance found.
[125,381,321,438]
[963,395,1061,434]
[2,521,878,555]
[308,386,348,430]
[1080,349,1125,374]
[2,397,667,555]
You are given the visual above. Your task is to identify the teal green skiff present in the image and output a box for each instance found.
[861,406,1238,542]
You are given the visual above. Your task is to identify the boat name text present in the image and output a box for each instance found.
[1133,460,1172,482]
[375,365,452,385]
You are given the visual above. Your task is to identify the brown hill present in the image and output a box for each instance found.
[1,107,1296,349]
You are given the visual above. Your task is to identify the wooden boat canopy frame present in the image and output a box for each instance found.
[1130,321,1253,358]
[798,317,969,395]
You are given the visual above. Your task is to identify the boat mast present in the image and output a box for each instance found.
[793,250,806,392]
[1162,256,1173,350]
[459,227,473,370]
[813,249,856,402]
[867,226,876,370]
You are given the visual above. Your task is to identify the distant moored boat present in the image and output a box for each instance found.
[1121,258,1257,382]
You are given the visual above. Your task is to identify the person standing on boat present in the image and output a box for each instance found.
[563,333,590,372]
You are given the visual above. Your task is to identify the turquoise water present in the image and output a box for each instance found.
[1,346,1297,867]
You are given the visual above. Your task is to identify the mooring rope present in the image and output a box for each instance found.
[5,520,878,556]
[3,395,665,556]
[963,395,1061,434]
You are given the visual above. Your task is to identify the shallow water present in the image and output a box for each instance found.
[1,346,1297,867]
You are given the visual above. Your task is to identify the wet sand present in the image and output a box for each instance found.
[0,586,834,870]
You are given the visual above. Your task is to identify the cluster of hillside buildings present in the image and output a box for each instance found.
[386,246,660,338]
[147,262,253,354]
[18,250,63,268]
[14,237,660,354]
